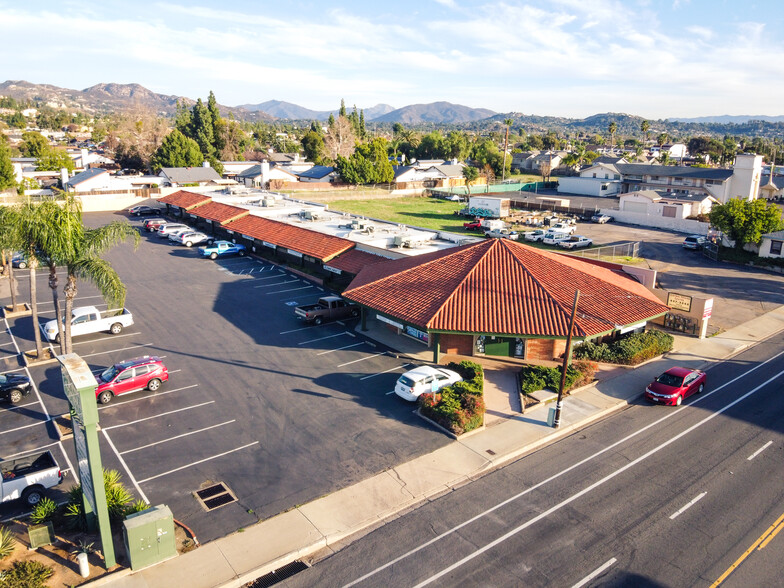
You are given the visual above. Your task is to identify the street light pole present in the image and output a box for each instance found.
[553,290,580,428]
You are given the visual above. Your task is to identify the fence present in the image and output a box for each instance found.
[508,198,606,219]
[567,241,641,261]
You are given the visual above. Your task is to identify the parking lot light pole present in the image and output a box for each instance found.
[553,290,580,429]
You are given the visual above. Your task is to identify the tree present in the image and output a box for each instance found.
[339,99,346,118]
[657,133,669,146]
[641,120,650,143]
[335,138,394,184]
[709,198,784,251]
[502,118,513,182]
[20,131,50,158]
[323,115,357,161]
[0,206,20,312]
[189,99,215,159]
[0,135,16,190]
[608,121,617,148]
[301,130,326,164]
[207,91,225,155]
[37,150,75,174]
[462,165,479,195]
[150,129,203,172]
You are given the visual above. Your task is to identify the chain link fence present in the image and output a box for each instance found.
[568,241,641,261]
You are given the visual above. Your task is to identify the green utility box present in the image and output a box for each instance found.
[122,505,177,570]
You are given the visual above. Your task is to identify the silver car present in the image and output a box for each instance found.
[157,223,190,237]
[173,231,213,247]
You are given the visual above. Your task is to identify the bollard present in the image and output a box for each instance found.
[77,552,90,578]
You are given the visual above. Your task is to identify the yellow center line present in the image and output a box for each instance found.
[759,518,784,550]
[710,511,784,587]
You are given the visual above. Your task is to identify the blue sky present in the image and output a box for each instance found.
[1,0,782,119]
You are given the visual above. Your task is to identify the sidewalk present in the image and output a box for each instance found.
[92,306,784,588]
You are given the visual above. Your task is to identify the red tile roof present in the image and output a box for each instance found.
[158,190,212,210]
[187,201,249,225]
[224,215,354,261]
[324,249,388,275]
[343,239,669,338]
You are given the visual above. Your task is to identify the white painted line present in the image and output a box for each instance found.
[80,343,154,359]
[0,400,39,413]
[385,390,396,395]
[97,384,199,410]
[103,401,214,430]
[254,280,300,289]
[250,273,288,281]
[0,367,27,374]
[280,325,315,334]
[571,558,617,588]
[299,332,350,345]
[0,420,48,435]
[71,332,143,347]
[337,352,386,367]
[121,420,236,455]
[345,354,784,588]
[317,343,365,355]
[137,441,259,483]
[0,441,59,461]
[101,429,150,504]
[360,364,412,381]
[36,294,104,307]
[748,441,773,461]
[168,369,181,374]
[669,492,707,520]
[266,286,315,295]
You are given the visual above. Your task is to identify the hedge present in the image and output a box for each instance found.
[518,360,597,396]
[418,360,485,436]
[573,330,673,365]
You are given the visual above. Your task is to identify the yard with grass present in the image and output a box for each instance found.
[327,196,470,232]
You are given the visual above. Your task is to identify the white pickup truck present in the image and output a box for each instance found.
[43,306,134,344]
[1,451,65,506]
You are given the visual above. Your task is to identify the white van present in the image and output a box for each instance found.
[542,231,571,245]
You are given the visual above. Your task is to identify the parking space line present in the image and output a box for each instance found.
[0,367,27,375]
[103,401,215,430]
[317,343,365,355]
[299,332,350,345]
[748,441,773,461]
[0,400,39,413]
[267,285,315,295]
[280,325,316,334]
[0,420,48,435]
[360,364,413,380]
[80,343,154,359]
[35,294,104,307]
[254,280,300,289]
[338,352,386,367]
[250,273,287,281]
[71,332,143,347]
[0,441,60,461]
[97,384,199,410]
[120,420,236,455]
[137,441,259,484]
[101,429,150,504]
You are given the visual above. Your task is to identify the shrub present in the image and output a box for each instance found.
[419,361,485,435]
[29,497,57,525]
[573,330,673,365]
[0,525,16,560]
[0,560,53,587]
[65,469,140,531]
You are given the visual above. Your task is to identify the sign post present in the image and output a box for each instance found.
[58,354,116,568]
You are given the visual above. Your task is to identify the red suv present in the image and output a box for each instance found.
[142,218,167,232]
[95,356,169,404]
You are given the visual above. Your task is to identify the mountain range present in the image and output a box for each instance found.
[238,100,396,121]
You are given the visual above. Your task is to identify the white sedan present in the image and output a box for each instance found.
[171,231,214,247]
[394,366,462,401]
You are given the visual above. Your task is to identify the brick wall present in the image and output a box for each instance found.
[526,339,561,361]
[440,333,474,356]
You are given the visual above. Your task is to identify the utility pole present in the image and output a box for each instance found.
[553,290,579,428]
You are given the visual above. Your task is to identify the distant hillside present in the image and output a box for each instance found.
[239,100,395,121]
[373,101,496,124]
[671,115,784,124]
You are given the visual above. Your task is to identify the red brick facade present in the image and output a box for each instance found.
[525,339,567,361]
[439,333,474,356]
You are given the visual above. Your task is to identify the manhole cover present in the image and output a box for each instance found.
[194,482,237,511]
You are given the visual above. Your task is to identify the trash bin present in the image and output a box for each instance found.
[547,407,557,427]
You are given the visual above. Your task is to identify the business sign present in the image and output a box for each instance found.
[263,241,277,249]
[703,298,714,319]
[376,314,403,330]
[287,249,303,258]
[323,265,342,275]
[667,293,692,312]
[404,325,429,344]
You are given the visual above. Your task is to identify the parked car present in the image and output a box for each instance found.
[591,214,613,224]
[463,219,484,231]
[394,366,462,402]
[1,451,65,506]
[95,356,169,404]
[143,218,167,232]
[168,229,195,243]
[10,252,29,269]
[128,205,161,217]
[157,223,191,237]
[550,222,577,234]
[174,231,213,247]
[683,235,707,250]
[542,231,571,245]
[198,240,247,259]
[644,367,706,406]
[0,372,32,404]
[43,305,134,343]
[294,296,359,324]
[524,229,548,242]
[485,229,519,240]
[559,235,593,249]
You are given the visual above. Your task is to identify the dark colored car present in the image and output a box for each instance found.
[142,218,167,232]
[128,205,162,217]
[0,372,32,404]
[95,356,169,404]
[645,366,706,406]
[682,235,707,250]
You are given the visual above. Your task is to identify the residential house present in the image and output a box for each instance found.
[158,165,230,187]
[238,163,298,188]
[758,230,784,259]
[759,174,784,200]
[297,166,337,183]
[511,151,540,171]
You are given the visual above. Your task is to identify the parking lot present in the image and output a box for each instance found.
[1,212,451,542]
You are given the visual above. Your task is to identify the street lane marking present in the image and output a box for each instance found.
[710,511,784,586]
[571,558,617,588]
[338,352,385,367]
[759,517,784,549]
[747,441,773,461]
[345,355,784,588]
[299,332,349,345]
[80,343,154,359]
[103,401,214,430]
[120,420,236,455]
[137,441,259,483]
[101,429,150,505]
[361,364,412,380]
[669,492,707,520]
[97,384,199,410]
[317,343,365,355]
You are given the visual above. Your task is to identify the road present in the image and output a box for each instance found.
[282,333,784,587]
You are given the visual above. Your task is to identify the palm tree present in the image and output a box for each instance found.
[463,165,479,196]
[608,121,618,149]
[502,118,513,182]
[61,221,140,354]
[0,207,20,313]
[16,202,45,358]
[640,120,650,143]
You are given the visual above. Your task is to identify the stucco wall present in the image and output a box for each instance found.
[600,208,710,235]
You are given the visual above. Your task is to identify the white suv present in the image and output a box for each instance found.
[542,231,571,245]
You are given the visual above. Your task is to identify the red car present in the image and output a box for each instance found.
[463,219,484,231]
[645,367,706,406]
[95,356,169,404]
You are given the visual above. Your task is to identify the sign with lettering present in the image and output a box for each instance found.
[703,298,714,319]
[667,293,692,312]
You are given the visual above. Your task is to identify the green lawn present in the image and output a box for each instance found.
[327,197,470,232]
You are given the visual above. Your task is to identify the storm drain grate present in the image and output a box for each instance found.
[194,482,237,511]
[247,560,309,587]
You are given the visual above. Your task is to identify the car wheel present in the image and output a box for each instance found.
[238,250,245,256]
[110,322,123,335]
[697,383,704,394]
[98,390,114,404]
[21,487,43,506]
[185,241,193,247]
[9,389,23,403]
[147,378,162,391]
[314,317,323,325]
[351,308,359,317]
[210,252,218,260]
[675,395,683,406]
[18,261,27,269]
[54,334,61,344]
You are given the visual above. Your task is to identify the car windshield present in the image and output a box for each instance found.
[656,373,684,387]
[100,365,120,382]
[0,375,6,384]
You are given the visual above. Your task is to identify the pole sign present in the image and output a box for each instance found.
[58,353,116,568]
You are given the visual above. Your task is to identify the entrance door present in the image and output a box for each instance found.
[484,338,514,356]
